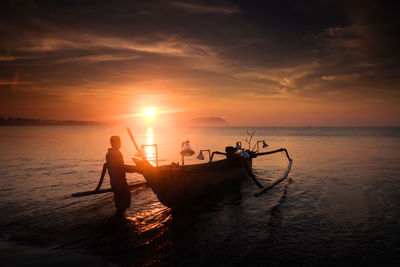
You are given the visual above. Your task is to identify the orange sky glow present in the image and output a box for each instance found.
[1,1,399,126]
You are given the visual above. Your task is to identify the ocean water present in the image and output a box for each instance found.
[0,126,400,266]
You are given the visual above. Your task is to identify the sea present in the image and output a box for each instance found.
[0,126,400,266]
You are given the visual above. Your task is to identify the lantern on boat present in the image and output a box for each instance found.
[263,140,268,148]
[180,140,194,165]
[255,140,269,152]
[241,151,250,158]
[196,150,205,160]
[235,141,242,150]
[196,149,211,161]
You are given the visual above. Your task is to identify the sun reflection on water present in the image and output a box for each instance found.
[126,203,171,234]
[146,127,154,144]
[142,127,157,166]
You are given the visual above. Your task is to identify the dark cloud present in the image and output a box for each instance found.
[170,1,240,14]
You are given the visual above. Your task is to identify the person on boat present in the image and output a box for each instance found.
[95,135,138,219]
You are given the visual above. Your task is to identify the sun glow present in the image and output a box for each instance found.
[141,106,157,123]
[144,107,156,118]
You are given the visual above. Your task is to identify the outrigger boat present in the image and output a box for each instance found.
[72,129,293,210]
[129,129,293,209]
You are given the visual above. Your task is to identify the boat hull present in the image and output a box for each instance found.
[134,157,252,209]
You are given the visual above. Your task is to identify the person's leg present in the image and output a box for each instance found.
[113,190,125,219]
[112,183,130,219]
[115,207,125,219]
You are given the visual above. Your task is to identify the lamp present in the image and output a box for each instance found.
[181,141,194,156]
[197,151,204,160]
[235,141,242,150]
[262,140,268,148]
[255,140,269,153]
[180,140,194,165]
[196,149,210,160]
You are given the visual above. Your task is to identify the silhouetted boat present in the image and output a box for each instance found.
[133,146,292,209]
[133,155,249,208]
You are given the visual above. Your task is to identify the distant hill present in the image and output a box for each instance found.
[0,117,105,126]
[187,117,228,127]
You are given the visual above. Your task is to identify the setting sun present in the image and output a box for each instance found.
[141,107,157,124]
[144,107,156,118]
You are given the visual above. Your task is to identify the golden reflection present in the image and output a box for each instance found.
[146,127,154,144]
[126,203,171,234]
[142,127,157,166]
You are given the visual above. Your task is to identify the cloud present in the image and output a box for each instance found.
[56,54,141,63]
[0,55,44,61]
[170,1,240,14]
[1,19,396,104]
[321,74,360,81]
[0,80,38,85]
[2,25,224,69]
[15,32,203,57]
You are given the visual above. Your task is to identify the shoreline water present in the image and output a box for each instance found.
[1,126,400,266]
[0,240,109,267]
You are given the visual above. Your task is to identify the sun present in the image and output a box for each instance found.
[141,106,157,123]
[144,107,155,118]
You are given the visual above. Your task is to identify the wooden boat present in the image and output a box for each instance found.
[132,144,292,209]
[133,151,253,209]
[125,127,293,209]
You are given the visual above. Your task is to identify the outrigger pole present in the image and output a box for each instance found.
[208,146,293,196]
[252,148,293,197]
[127,128,146,159]
[71,182,147,197]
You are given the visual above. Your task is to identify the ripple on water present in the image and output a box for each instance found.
[1,126,400,265]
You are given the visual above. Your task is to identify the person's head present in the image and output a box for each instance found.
[110,135,121,149]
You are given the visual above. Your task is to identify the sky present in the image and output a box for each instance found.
[1,0,399,126]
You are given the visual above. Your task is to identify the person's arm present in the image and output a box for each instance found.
[124,164,138,173]
[95,163,107,191]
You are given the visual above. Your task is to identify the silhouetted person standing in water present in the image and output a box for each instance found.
[95,135,138,219]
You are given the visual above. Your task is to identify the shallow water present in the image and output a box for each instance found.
[1,126,400,266]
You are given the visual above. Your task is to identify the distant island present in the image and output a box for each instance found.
[186,117,228,127]
[0,117,105,126]
[1,116,228,127]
